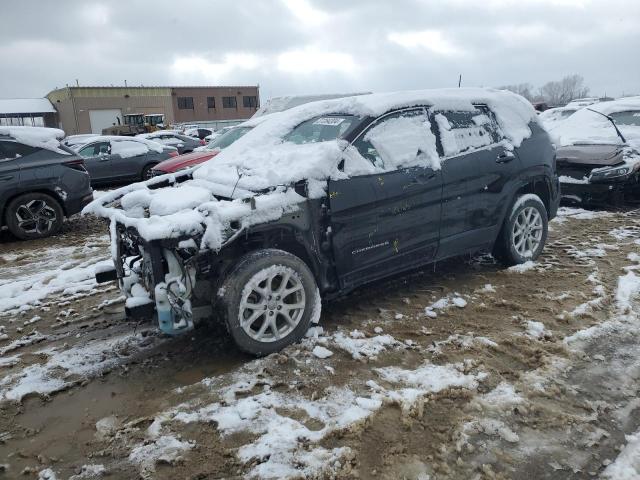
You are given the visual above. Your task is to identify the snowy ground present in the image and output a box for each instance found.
[0,207,639,479]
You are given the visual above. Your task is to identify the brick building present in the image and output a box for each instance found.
[46,85,259,135]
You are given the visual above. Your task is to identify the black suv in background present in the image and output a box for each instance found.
[0,127,93,240]
[89,89,559,355]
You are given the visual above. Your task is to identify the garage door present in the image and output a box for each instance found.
[89,109,122,134]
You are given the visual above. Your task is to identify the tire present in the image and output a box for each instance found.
[217,249,320,356]
[141,164,157,181]
[5,192,64,240]
[493,194,548,266]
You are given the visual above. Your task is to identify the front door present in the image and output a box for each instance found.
[78,141,112,183]
[329,107,443,290]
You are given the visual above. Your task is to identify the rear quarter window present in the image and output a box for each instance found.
[433,107,503,157]
[0,140,40,160]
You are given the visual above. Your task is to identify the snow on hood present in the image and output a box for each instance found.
[551,97,640,148]
[84,88,537,250]
[0,126,69,155]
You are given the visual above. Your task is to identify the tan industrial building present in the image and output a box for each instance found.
[46,85,260,135]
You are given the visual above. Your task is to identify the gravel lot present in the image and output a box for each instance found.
[1,207,639,479]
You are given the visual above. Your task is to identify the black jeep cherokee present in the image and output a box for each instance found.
[87,89,559,355]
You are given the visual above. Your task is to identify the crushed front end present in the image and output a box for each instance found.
[97,223,208,335]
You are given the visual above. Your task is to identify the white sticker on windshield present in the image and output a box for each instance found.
[313,117,345,126]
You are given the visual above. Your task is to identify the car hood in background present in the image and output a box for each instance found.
[154,150,218,172]
[556,143,625,167]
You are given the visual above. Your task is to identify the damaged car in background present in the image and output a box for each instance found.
[84,88,558,355]
[551,97,640,206]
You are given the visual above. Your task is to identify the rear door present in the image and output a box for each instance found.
[109,140,149,180]
[433,106,522,257]
[328,108,443,289]
[77,141,112,182]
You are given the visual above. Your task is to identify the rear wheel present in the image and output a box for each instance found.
[141,164,157,181]
[493,194,548,266]
[5,192,64,240]
[217,249,320,356]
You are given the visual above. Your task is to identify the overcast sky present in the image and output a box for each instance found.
[1,0,638,100]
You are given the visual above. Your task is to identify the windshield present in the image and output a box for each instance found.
[206,126,253,150]
[610,111,640,127]
[284,114,359,144]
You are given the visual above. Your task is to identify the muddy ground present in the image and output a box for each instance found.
[0,207,639,480]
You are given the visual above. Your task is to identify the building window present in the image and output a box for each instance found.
[222,96,237,108]
[243,96,258,108]
[177,97,194,109]
[207,97,216,109]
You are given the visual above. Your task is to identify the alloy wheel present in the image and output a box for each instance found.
[15,199,58,235]
[239,267,306,343]
[512,206,543,257]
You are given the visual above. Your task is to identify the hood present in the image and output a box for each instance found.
[556,144,625,166]
[155,150,218,173]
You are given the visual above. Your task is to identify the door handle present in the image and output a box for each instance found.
[98,156,109,162]
[496,151,515,163]
[0,175,13,181]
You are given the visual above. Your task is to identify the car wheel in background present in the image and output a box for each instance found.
[217,249,320,356]
[493,194,548,266]
[141,164,158,181]
[5,192,64,240]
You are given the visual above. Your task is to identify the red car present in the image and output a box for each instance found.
[152,125,253,175]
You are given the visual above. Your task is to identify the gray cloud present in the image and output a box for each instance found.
[1,0,638,99]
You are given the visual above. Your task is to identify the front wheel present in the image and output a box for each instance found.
[5,192,64,240]
[493,194,548,266]
[141,164,157,181]
[217,249,320,356]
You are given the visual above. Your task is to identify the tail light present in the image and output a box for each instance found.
[63,158,87,172]
[168,151,179,158]
[200,139,206,145]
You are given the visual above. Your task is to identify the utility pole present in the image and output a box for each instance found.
[458,74,462,88]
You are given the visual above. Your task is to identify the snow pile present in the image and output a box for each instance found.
[554,207,613,221]
[0,255,112,313]
[311,345,333,359]
[0,126,69,155]
[331,331,400,361]
[429,334,498,354]
[0,331,161,402]
[602,430,640,479]
[424,294,468,317]
[129,435,194,476]
[507,261,537,273]
[525,320,548,339]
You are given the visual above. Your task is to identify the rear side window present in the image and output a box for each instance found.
[433,106,502,157]
[0,140,40,160]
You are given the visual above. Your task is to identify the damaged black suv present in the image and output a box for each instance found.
[88,89,559,355]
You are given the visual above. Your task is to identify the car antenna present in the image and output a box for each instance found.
[586,108,627,144]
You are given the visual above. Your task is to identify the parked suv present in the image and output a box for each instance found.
[1,127,93,239]
[87,89,558,355]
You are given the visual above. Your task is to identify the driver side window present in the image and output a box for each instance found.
[79,142,110,157]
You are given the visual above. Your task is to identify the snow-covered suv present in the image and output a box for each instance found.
[86,88,559,355]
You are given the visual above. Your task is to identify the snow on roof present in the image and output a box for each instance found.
[253,92,371,117]
[0,126,69,155]
[79,135,166,153]
[0,98,56,115]
[551,97,640,147]
[193,87,537,189]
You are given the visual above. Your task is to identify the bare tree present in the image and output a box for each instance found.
[539,74,590,106]
[499,83,534,101]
